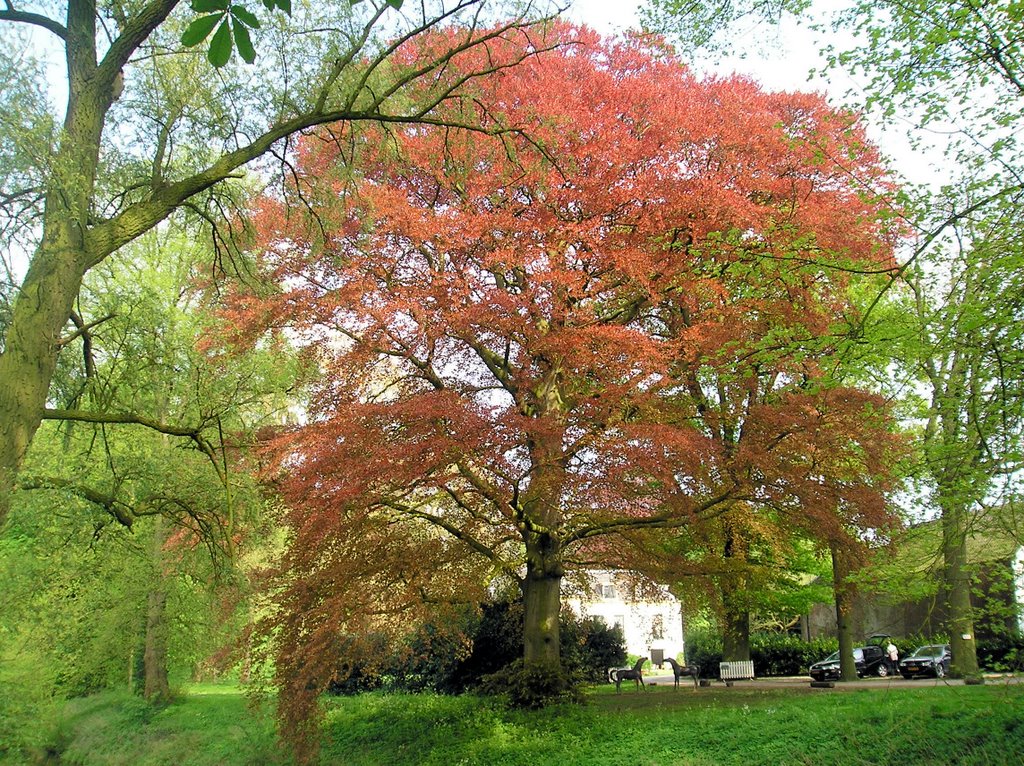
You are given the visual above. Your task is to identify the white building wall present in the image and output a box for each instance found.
[564,571,685,665]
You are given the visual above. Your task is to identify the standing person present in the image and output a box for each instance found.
[887,641,899,676]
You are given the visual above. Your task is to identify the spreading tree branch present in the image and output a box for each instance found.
[84,13,563,264]
[565,488,741,544]
[42,407,224,480]
[17,475,134,526]
[0,1,68,39]
[382,498,502,566]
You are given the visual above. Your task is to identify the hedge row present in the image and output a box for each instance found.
[977,634,1024,673]
[685,632,838,678]
[685,631,1024,677]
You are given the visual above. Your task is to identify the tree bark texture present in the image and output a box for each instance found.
[721,602,751,663]
[941,497,981,678]
[522,531,563,664]
[0,0,135,525]
[721,525,750,662]
[832,543,859,682]
[520,369,567,666]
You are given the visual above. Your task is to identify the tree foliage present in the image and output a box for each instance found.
[817,0,1024,676]
[0,224,286,757]
[639,0,808,57]
[0,0,558,530]
[218,23,904,746]
[644,0,1024,680]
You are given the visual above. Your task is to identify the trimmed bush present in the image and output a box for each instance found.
[684,630,723,679]
[751,633,839,676]
[686,629,1024,678]
[560,612,627,684]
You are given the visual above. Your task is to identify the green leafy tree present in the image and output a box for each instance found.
[643,0,1024,682]
[639,0,808,57]
[0,227,288,761]
[902,221,1024,676]
[822,1,1024,677]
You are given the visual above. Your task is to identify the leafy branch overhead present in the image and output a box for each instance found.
[181,0,404,66]
[181,0,288,65]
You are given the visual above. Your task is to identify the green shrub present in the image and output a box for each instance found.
[326,633,390,695]
[477,659,583,709]
[685,629,1006,678]
[326,600,626,696]
[977,633,1024,672]
[684,627,722,678]
[750,633,838,676]
[559,612,626,684]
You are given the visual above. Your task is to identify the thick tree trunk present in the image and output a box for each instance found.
[0,237,92,521]
[832,543,859,682]
[144,586,171,700]
[721,524,750,662]
[522,530,563,665]
[941,497,981,679]
[0,0,116,527]
[720,581,753,659]
[721,604,750,662]
[519,365,568,667]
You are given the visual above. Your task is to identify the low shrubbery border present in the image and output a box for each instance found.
[686,630,1024,677]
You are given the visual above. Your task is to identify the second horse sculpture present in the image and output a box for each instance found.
[608,657,647,692]
[664,657,701,689]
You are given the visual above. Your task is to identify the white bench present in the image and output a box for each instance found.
[719,660,755,685]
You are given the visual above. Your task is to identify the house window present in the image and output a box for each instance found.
[601,583,616,599]
[614,614,625,629]
[651,614,664,640]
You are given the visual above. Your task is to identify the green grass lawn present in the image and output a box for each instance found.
[20,680,1024,766]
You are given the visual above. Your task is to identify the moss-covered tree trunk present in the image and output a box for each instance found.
[0,0,173,525]
[520,366,567,668]
[142,507,172,702]
[931,376,981,679]
[721,588,751,662]
[143,584,171,700]
[941,493,980,679]
[522,530,563,664]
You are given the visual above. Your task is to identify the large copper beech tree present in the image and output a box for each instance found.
[224,24,903,730]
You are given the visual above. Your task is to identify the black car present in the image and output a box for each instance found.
[809,644,889,681]
[898,644,952,679]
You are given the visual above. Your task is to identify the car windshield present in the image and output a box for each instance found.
[909,645,945,659]
[820,648,864,663]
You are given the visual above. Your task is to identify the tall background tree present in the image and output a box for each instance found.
[642,0,1024,680]
[827,0,1024,679]
[0,225,286,755]
[218,24,904,744]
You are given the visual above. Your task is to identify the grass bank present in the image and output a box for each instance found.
[17,680,1024,765]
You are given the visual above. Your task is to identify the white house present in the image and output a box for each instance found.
[564,571,685,666]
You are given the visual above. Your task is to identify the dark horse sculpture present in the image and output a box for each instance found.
[608,657,647,692]
[664,657,700,689]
